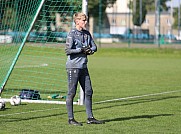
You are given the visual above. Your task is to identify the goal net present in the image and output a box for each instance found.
[0,0,82,104]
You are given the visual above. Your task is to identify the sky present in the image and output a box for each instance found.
[166,0,181,7]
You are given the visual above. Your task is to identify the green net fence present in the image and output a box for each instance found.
[0,0,82,102]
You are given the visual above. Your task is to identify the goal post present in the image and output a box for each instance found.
[78,0,89,105]
[0,0,84,104]
[0,0,46,94]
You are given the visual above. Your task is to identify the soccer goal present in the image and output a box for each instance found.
[0,0,85,104]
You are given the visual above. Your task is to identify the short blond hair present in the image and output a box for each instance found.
[73,12,87,24]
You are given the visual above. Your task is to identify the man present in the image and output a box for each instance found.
[65,12,104,126]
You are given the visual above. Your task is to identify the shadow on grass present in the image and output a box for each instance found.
[93,95,181,111]
[2,112,68,123]
[2,95,179,123]
[103,114,173,123]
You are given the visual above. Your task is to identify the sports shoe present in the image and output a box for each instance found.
[87,117,105,124]
[68,118,83,126]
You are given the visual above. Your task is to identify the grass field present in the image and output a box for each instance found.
[1,47,181,134]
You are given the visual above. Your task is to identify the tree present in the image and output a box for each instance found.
[129,0,169,26]
[1,0,117,40]
[171,7,181,29]
[88,0,117,18]
[88,0,117,33]
[132,0,147,26]
[34,0,81,41]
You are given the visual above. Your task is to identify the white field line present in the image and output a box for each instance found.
[15,63,48,68]
[0,107,60,117]
[1,90,180,117]
[94,90,181,104]
[0,100,78,117]
[2,99,77,105]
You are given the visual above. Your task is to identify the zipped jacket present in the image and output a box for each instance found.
[65,28,97,69]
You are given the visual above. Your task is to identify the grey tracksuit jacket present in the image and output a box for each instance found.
[65,28,97,69]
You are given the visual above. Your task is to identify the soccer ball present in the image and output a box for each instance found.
[10,95,21,106]
[0,99,6,110]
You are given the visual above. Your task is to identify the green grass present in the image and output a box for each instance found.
[1,47,181,134]
[1,45,67,99]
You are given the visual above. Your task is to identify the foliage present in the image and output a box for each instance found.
[0,0,116,36]
[88,0,116,18]
[172,7,181,29]
[35,1,81,41]
[132,1,147,26]
[129,0,169,26]
[1,0,45,31]
[1,7,16,30]
[143,0,169,12]
[0,0,82,41]
[87,0,117,32]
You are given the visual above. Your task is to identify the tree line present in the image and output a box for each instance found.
[0,0,180,35]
